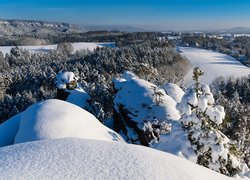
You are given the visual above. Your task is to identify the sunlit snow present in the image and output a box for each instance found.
[179,47,250,86]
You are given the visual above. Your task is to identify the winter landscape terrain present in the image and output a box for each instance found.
[0,19,249,180]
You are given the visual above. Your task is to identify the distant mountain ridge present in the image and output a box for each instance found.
[0,19,86,36]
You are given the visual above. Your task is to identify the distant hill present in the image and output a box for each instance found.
[227,27,250,33]
[0,19,86,36]
[81,24,145,32]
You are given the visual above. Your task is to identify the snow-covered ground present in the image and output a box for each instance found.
[0,42,115,55]
[179,47,250,86]
[0,138,232,180]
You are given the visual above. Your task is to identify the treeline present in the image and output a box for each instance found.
[0,31,162,46]
[0,39,191,123]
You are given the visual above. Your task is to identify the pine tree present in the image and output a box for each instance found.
[178,67,247,176]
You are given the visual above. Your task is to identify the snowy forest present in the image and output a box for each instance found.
[0,31,249,179]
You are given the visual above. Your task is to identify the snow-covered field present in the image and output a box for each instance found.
[0,138,232,180]
[0,42,115,55]
[179,47,250,86]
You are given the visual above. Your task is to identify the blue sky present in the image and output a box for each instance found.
[0,0,250,30]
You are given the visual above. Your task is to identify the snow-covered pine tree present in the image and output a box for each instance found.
[178,67,247,176]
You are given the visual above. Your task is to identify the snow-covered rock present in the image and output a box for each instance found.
[161,83,185,103]
[14,99,124,144]
[113,71,180,145]
[56,71,91,109]
[0,138,232,180]
[56,71,78,90]
[114,72,180,123]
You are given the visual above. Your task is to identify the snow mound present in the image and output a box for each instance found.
[0,99,124,145]
[114,72,181,123]
[179,47,250,86]
[0,138,231,180]
[161,83,185,103]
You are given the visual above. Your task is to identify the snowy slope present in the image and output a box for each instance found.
[0,138,232,180]
[0,42,115,55]
[179,47,250,86]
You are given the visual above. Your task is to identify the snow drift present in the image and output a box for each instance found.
[0,138,232,180]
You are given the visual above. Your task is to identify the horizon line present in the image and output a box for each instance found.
[1,18,250,32]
